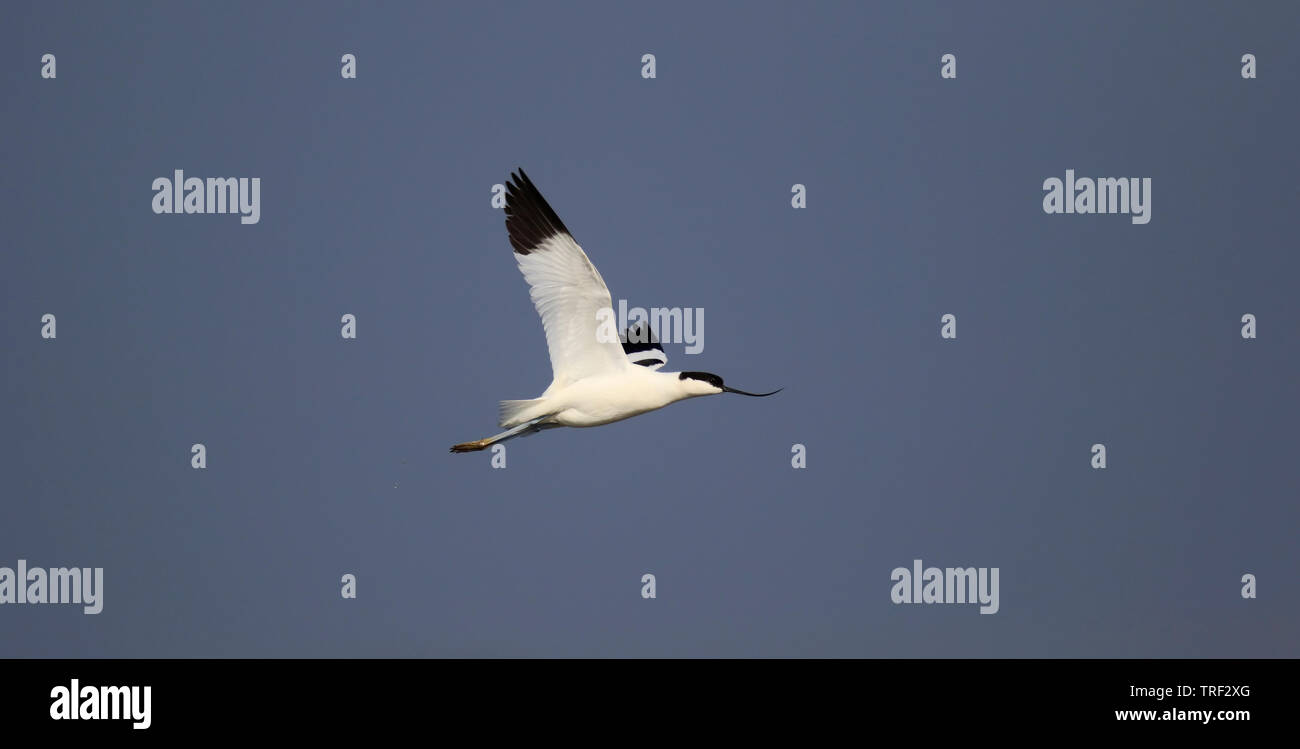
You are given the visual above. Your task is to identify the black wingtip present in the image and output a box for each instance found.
[504,168,571,255]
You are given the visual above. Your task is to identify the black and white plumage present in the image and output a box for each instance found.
[450,169,779,453]
[621,320,667,370]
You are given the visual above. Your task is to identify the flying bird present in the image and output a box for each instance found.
[450,169,780,453]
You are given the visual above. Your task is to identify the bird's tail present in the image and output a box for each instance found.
[498,398,544,428]
[450,415,556,453]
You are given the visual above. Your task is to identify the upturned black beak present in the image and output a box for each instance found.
[722,386,782,397]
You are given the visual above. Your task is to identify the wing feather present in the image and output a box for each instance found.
[505,169,629,384]
[622,320,667,370]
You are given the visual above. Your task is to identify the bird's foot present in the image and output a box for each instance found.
[449,438,493,453]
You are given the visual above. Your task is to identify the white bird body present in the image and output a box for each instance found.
[506,367,719,429]
[451,169,778,453]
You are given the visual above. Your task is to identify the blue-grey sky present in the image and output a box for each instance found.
[2,1,1297,657]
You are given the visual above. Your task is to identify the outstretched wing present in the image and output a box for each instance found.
[505,169,630,385]
[621,319,667,370]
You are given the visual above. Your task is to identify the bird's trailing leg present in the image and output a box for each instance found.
[450,416,555,453]
[448,437,496,453]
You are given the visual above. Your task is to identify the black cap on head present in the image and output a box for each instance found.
[679,371,781,397]
[679,371,724,389]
